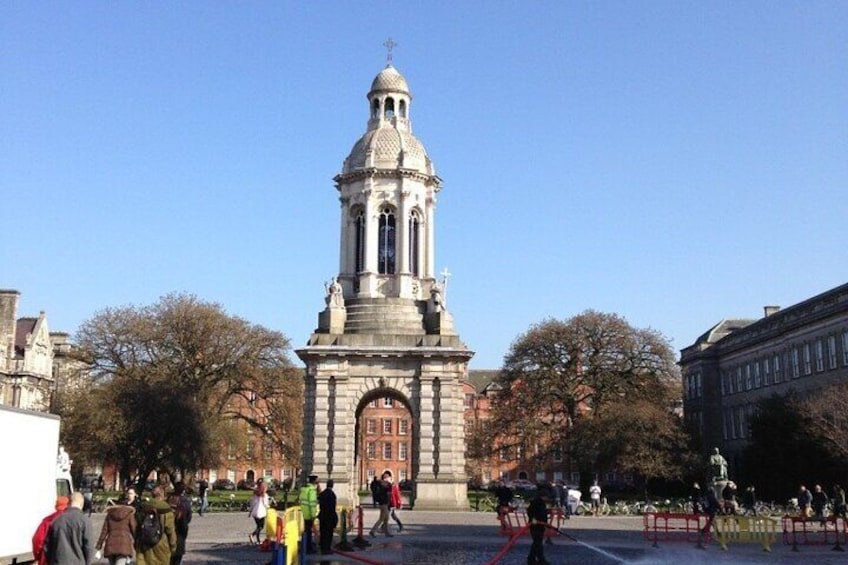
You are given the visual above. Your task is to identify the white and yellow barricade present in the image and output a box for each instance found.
[715,515,779,552]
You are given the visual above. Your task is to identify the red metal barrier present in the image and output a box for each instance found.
[782,516,847,551]
[643,512,708,547]
[498,507,564,539]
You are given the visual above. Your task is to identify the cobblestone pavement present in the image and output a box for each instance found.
[90,509,848,564]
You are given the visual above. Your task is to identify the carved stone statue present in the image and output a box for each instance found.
[324,277,344,309]
[429,281,445,313]
[57,445,71,472]
[709,447,728,483]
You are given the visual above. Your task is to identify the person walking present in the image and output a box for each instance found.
[832,485,847,519]
[701,487,720,536]
[798,485,813,518]
[388,475,404,533]
[317,479,338,555]
[298,474,319,553]
[95,497,136,565]
[690,482,703,515]
[811,484,828,524]
[32,496,69,565]
[369,472,393,537]
[248,479,270,545]
[167,481,192,565]
[44,491,93,565]
[197,478,209,517]
[742,486,757,517]
[135,485,177,565]
[526,486,550,565]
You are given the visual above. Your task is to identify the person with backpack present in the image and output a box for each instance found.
[167,482,192,565]
[135,485,176,565]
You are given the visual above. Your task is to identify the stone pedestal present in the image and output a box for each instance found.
[424,311,456,335]
[318,307,346,334]
[413,479,468,511]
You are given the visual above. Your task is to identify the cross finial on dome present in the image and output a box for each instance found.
[383,37,398,65]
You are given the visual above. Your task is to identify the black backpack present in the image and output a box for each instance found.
[138,509,163,548]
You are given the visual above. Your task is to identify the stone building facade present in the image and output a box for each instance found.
[680,282,848,477]
[296,63,473,510]
[1,289,62,411]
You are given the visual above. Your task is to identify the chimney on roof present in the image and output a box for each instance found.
[763,305,781,317]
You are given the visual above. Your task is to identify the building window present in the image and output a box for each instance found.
[753,362,761,388]
[735,367,742,391]
[570,472,580,484]
[696,373,702,397]
[553,447,563,462]
[802,344,811,375]
[378,207,396,274]
[536,471,546,482]
[720,372,727,396]
[398,420,408,435]
[763,357,771,386]
[745,364,752,390]
[484,471,493,483]
[383,397,393,408]
[366,419,377,435]
[842,331,848,366]
[722,410,729,441]
[464,393,474,408]
[382,419,392,434]
[399,442,408,461]
[367,442,376,459]
[367,468,375,482]
[369,399,378,408]
[355,210,365,274]
[408,210,421,277]
[815,339,824,372]
[791,348,800,378]
[828,335,838,369]
[383,442,393,460]
[773,354,781,382]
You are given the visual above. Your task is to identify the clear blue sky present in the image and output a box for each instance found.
[2,2,846,369]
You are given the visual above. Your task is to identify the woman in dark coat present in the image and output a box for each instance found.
[96,503,137,565]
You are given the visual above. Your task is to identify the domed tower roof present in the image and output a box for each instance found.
[339,65,436,177]
[369,64,411,96]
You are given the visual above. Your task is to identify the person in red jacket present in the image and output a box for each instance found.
[32,496,69,565]
[388,475,403,533]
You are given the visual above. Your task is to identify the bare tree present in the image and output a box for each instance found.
[61,293,300,488]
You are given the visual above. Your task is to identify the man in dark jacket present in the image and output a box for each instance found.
[317,480,338,554]
[45,491,93,565]
[526,486,550,565]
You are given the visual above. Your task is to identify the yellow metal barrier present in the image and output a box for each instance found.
[715,515,780,552]
[273,506,304,565]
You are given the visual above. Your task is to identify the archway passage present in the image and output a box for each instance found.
[355,388,416,505]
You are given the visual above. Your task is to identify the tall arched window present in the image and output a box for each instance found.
[378,206,396,274]
[355,209,365,273]
[399,99,407,118]
[408,210,421,277]
[384,97,395,119]
[371,99,380,119]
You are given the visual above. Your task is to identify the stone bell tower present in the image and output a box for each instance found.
[296,62,473,510]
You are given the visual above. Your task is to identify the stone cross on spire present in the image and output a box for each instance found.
[383,37,398,64]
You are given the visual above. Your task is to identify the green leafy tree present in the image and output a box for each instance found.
[487,310,689,488]
[60,293,300,489]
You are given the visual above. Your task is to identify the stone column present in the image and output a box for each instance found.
[416,377,436,480]
[425,195,436,279]
[310,378,331,475]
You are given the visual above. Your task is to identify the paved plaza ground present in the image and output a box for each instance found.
[90,508,848,564]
